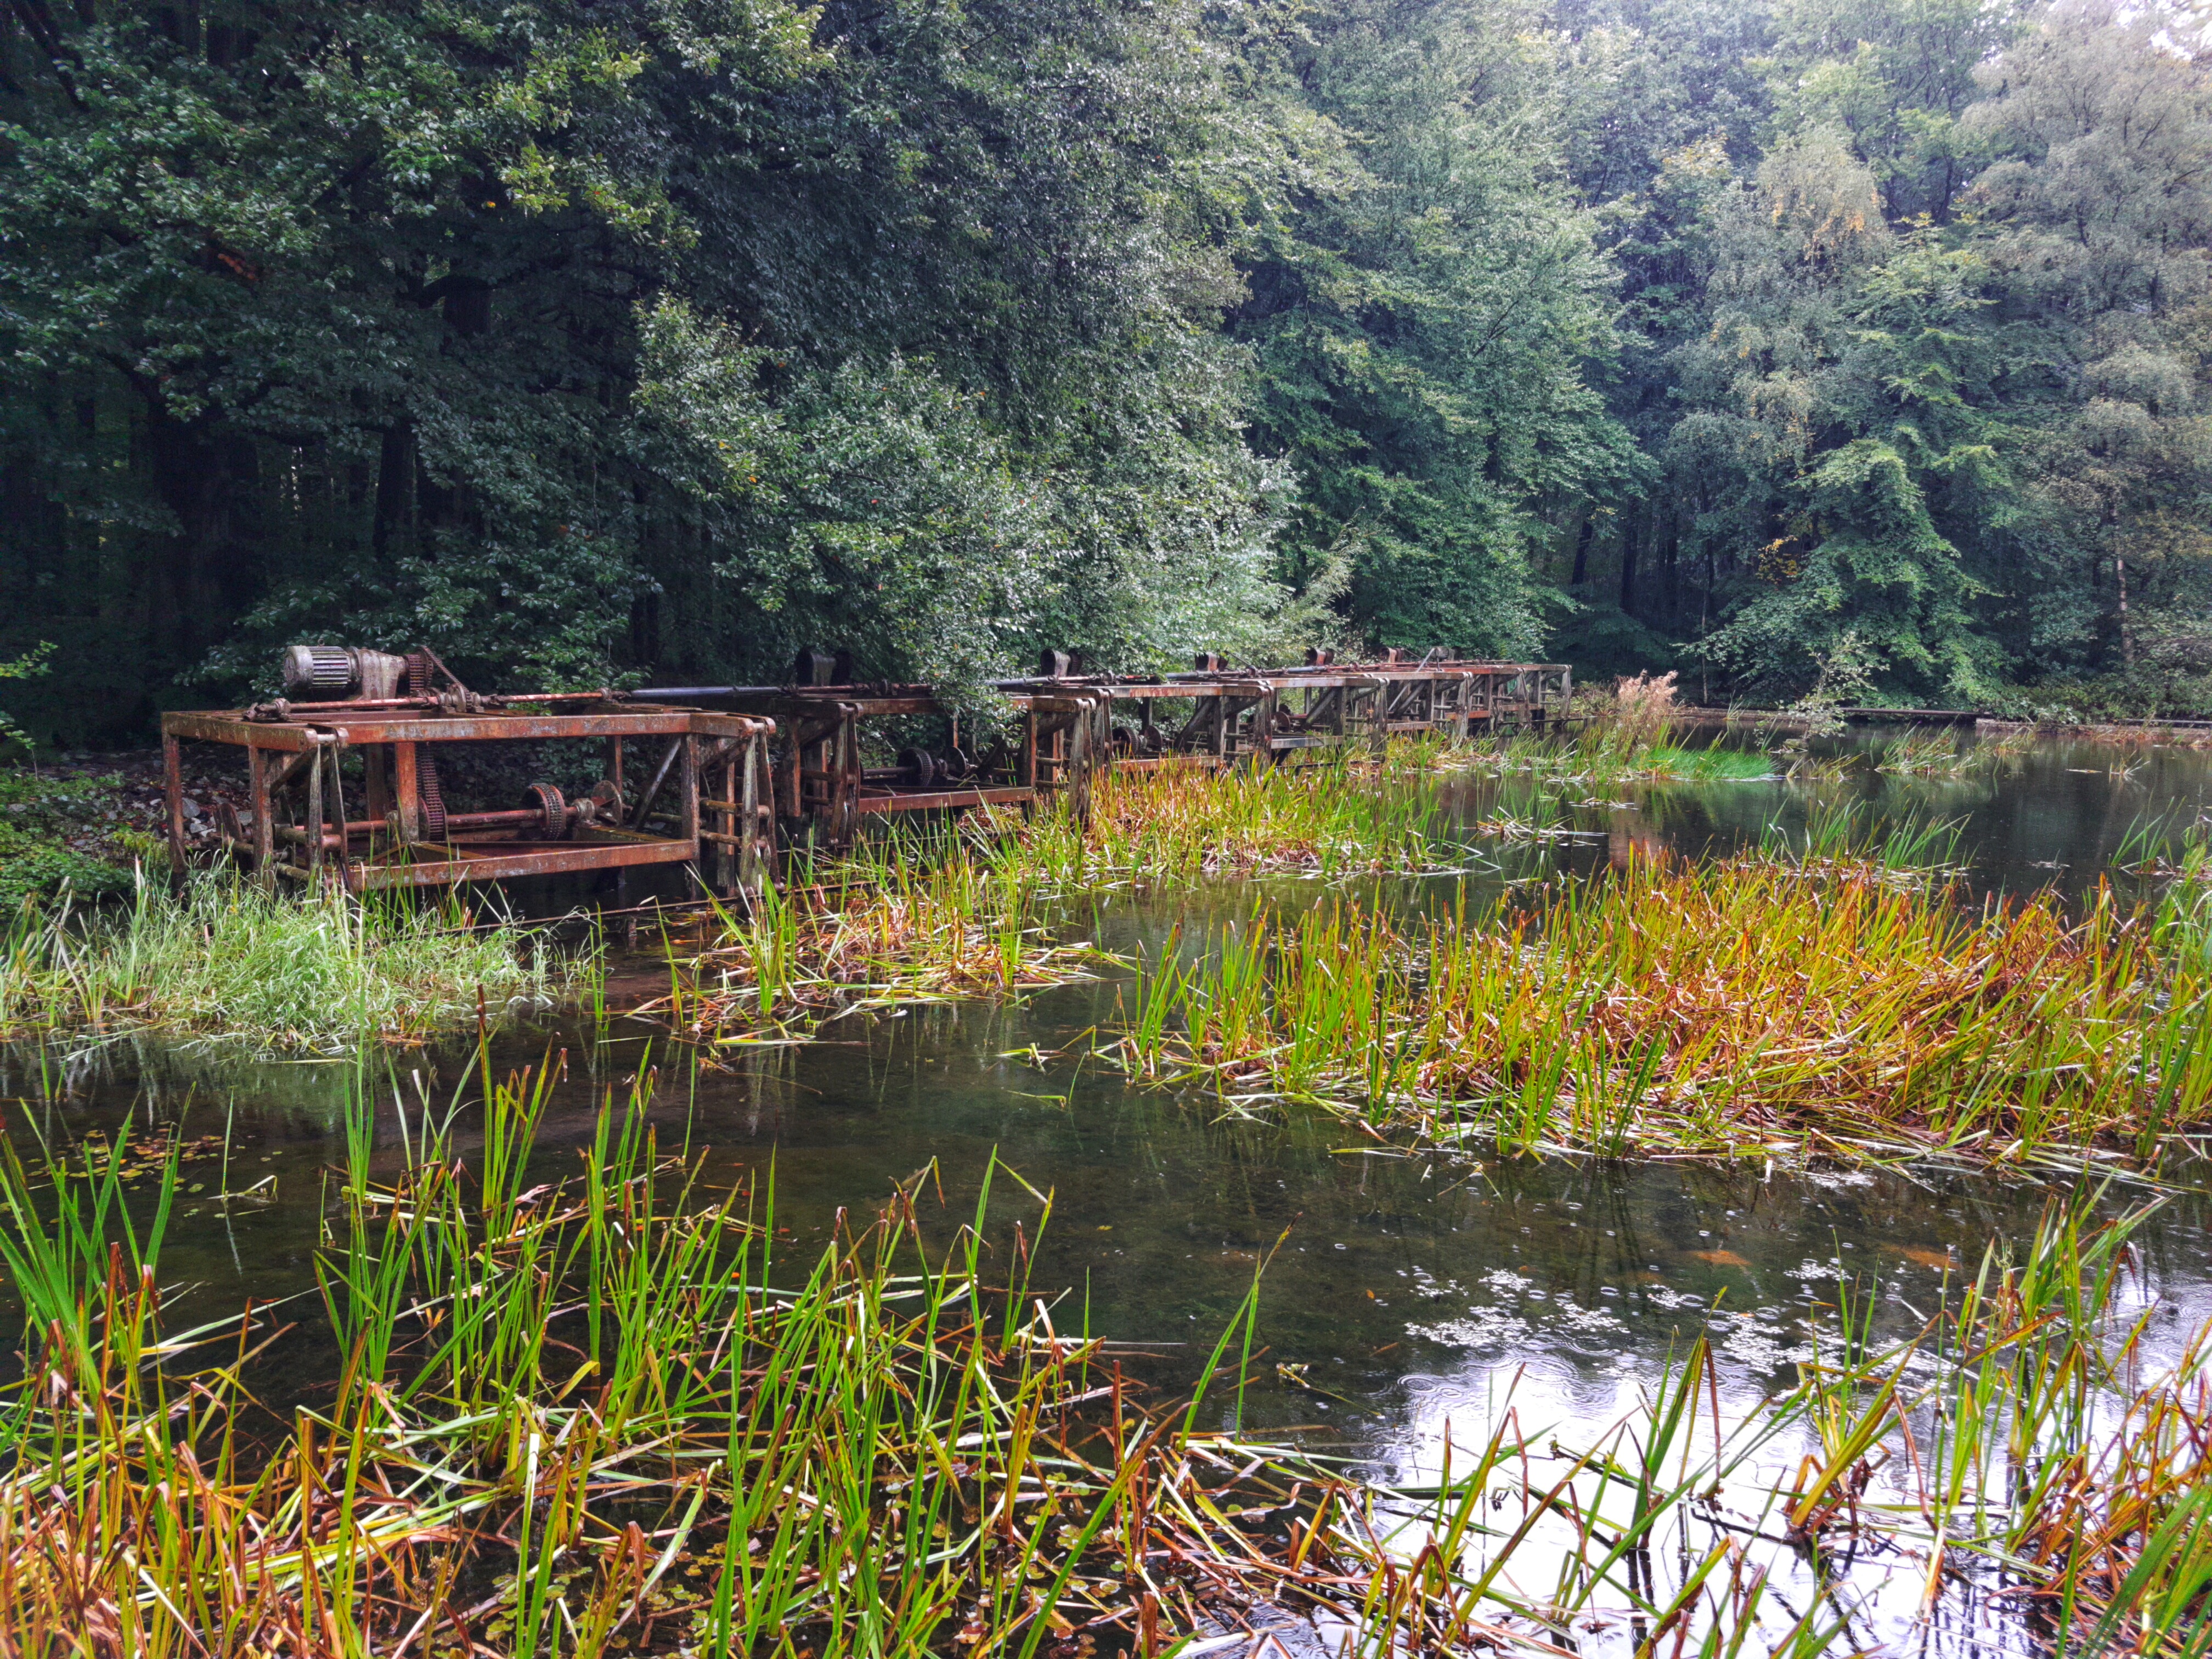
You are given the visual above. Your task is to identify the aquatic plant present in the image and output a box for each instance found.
[1875,727,1973,776]
[1446,727,1780,787]
[1108,833,2212,1167]
[2,1064,2210,1654]
[0,1059,1613,1656]
[656,763,1461,1039]
[643,834,1108,1039]
[0,874,567,1051]
[1020,759,1460,889]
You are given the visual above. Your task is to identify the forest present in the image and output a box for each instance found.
[2,0,2208,744]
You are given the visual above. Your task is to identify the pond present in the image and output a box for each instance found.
[7,723,2211,1654]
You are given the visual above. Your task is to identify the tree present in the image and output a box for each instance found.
[1229,0,1644,656]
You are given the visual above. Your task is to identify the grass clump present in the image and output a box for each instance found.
[646,834,1107,1039]
[1875,727,1973,776]
[0,1060,1571,1657]
[6,1061,2212,1654]
[1022,760,1459,888]
[1110,832,2212,1166]
[0,876,563,1050]
[659,765,1459,1040]
[1449,672,1817,785]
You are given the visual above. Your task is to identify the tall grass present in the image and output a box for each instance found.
[1109,831,2212,1166]
[1446,727,1782,787]
[1876,727,1973,776]
[0,1058,1632,1656]
[3,1065,2211,1652]
[1019,759,1460,889]
[660,765,1462,1039]
[0,874,567,1050]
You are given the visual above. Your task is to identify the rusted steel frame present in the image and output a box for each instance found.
[629,738,686,831]
[1020,692,1103,819]
[316,712,701,744]
[1236,685,1281,763]
[694,733,744,898]
[392,742,421,843]
[856,786,1034,814]
[347,838,693,893]
[164,712,312,749]
[281,806,557,847]
[1337,675,1386,746]
[166,710,699,747]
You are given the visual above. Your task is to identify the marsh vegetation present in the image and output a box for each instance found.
[4,726,2212,1653]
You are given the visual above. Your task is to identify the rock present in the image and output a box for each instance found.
[180,798,202,817]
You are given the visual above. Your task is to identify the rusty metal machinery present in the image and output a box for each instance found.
[161,650,775,899]
[689,648,1099,851]
[640,646,1570,854]
[161,642,1566,896]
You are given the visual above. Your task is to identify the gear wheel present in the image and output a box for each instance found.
[524,782,567,840]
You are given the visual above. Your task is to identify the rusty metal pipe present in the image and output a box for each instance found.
[256,691,623,716]
[280,806,596,847]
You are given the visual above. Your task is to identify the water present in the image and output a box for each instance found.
[9,726,2212,1653]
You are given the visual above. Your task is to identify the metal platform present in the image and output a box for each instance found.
[162,645,1568,896]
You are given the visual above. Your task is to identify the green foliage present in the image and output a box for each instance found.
[1233,0,1645,654]
[5,0,2212,727]
[0,646,52,757]
[0,766,134,907]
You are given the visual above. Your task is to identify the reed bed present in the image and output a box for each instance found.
[1105,828,2212,1166]
[1875,727,1974,776]
[0,1058,1663,1657]
[640,836,1107,1040]
[4,1063,2212,1652]
[1443,728,1782,788]
[1017,761,1461,890]
[1448,673,1783,787]
[656,766,1460,1040]
[0,874,563,1051]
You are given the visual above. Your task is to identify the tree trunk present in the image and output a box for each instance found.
[373,421,414,561]
[1618,527,1638,615]
[142,399,259,664]
[2115,551,2135,665]
[1570,512,1594,587]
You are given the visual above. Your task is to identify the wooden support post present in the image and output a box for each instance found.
[304,739,325,884]
[393,741,420,841]
[1067,703,1092,828]
[163,732,187,878]
[679,733,701,862]
[249,745,275,888]
[833,710,860,848]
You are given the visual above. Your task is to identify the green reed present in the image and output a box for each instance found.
[2,1063,2211,1652]
[0,872,567,1049]
[1109,825,2212,1167]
